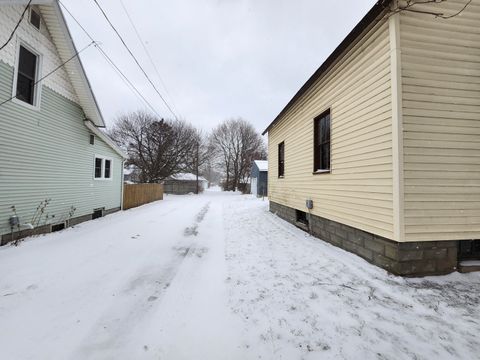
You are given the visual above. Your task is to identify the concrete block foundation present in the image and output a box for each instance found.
[270,201,459,277]
[1,207,121,246]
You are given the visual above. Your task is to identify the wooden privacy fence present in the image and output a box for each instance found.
[123,183,164,210]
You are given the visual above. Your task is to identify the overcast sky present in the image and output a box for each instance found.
[62,0,377,132]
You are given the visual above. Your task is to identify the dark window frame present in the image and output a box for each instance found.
[278,141,285,178]
[313,109,331,173]
[104,159,112,179]
[29,8,41,30]
[15,45,38,106]
[94,157,103,179]
[296,209,308,225]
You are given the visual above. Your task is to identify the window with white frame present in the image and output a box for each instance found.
[94,156,113,180]
[15,45,39,106]
[29,8,41,30]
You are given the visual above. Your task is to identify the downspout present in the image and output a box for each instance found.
[120,159,125,210]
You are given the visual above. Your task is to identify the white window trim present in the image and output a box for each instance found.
[93,155,113,181]
[29,7,41,31]
[11,38,43,110]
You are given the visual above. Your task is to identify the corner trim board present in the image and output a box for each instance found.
[389,9,405,242]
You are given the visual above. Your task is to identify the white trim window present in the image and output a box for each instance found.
[94,155,113,180]
[13,41,42,108]
[29,7,41,30]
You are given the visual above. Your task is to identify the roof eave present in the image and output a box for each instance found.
[84,120,128,159]
[39,1,106,127]
[262,0,391,135]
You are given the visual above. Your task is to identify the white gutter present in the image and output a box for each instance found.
[84,120,128,159]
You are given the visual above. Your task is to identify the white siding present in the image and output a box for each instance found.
[0,6,122,236]
[0,5,79,102]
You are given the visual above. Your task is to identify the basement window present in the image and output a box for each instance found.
[92,208,104,219]
[459,240,480,260]
[29,8,41,30]
[51,223,65,232]
[94,156,113,180]
[296,210,308,226]
[15,45,39,106]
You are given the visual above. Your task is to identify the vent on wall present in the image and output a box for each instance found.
[92,208,104,219]
[51,223,65,232]
[29,8,41,30]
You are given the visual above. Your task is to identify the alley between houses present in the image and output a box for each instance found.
[0,190,479,360]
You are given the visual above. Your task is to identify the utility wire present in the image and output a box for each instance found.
[0,0,33,51]
[58,1,162,118]
[91,0,179,120]
[118,0,180,117]
[0,41,95,108]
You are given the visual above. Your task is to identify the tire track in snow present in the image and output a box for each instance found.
[73,201,212,359]
[184,202,210,236]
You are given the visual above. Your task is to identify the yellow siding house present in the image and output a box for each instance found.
[263,0,480,276]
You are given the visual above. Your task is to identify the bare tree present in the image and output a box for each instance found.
[383,0,472,19]
[210,118,266,191]
[183,130,213,193]
[109,111,199,182]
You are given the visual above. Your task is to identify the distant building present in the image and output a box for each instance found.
[163,173,208,195]
[251,160,268,197]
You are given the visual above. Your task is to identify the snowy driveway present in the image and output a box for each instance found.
[0,191,479,360]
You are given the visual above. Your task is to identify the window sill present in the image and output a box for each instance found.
[312,170,330,175]
[11,97,41,111]
[278,175,285,179]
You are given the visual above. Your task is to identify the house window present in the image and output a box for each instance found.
[314,110,331,172]
[104,159,111,179]
[94,158,102,178]
[16,45,38,105]
[90,134,95,145]
[94,156,113,180]
[278,141,285,178]
[30,8,41,30]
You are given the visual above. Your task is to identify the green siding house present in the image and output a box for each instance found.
[0,1,127,244]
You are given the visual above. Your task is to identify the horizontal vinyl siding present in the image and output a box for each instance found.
[0,61,122,236]
[268,20,394,240]
[400,0,480,241]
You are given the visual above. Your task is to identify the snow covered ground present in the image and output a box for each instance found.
[0,191,479,360]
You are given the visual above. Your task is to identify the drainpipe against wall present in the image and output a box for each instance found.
[120,159,125,210]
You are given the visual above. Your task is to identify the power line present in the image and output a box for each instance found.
[58,1,162,118]
[0,0,32,51]
[91,0,179,120]
[0,41,95,108]
[118,0,180,116]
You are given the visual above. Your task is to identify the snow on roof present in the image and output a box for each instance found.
[170,173,208,182]
[123,165,137,175]
[254,160,268,172]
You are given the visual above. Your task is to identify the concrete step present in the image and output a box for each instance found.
[458,260,480,273]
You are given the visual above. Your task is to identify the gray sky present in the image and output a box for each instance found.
[63,0,377,132]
